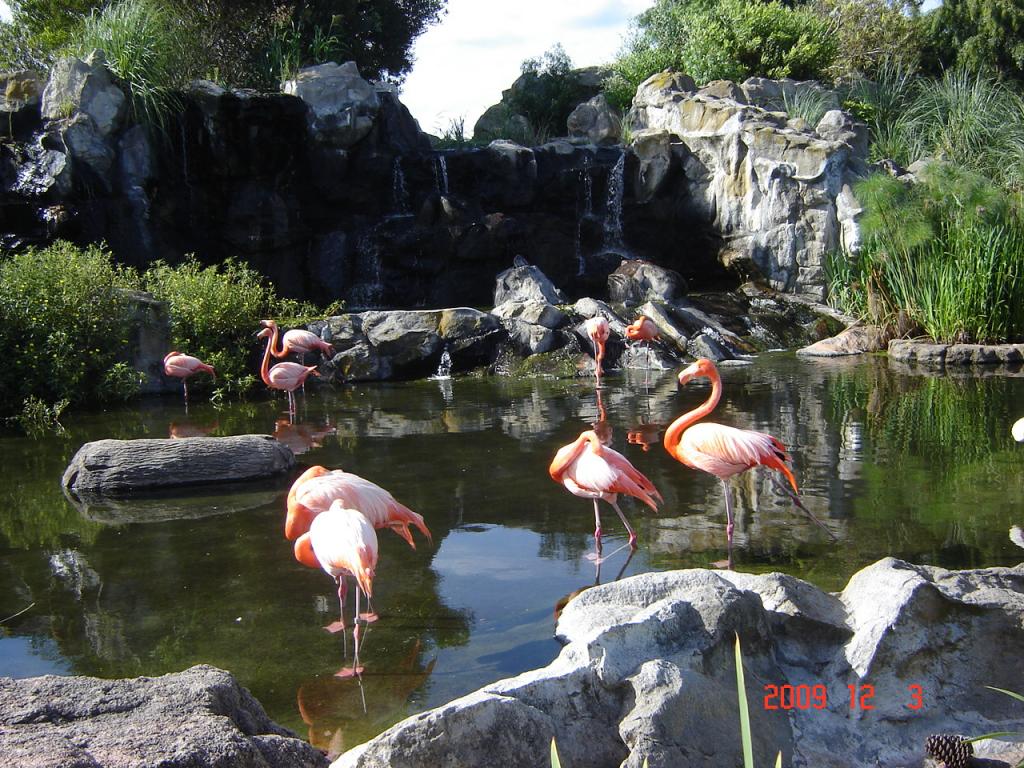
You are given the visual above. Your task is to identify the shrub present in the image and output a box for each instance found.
[506,44,589,139]
[0,240,141,418]
[605,0,836,106]
[143,257,279,393]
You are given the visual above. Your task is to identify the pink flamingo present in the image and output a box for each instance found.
[585,316,610,386]
[625,315,660,383]
[163,352,215,403]
[294,503,378,674]
[260,319,335,365]
[286,466,432,550]
[258,326,320,417]
[664,358,831,561]
[549,428,662,554]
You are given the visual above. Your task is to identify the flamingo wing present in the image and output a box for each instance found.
[268,362,318,391]
[284,329,334,356]
[681,422,797,492]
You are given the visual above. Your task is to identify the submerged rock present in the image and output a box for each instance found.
[62,435,295,499]
[337,558,1024,768]
[0,665,328,767]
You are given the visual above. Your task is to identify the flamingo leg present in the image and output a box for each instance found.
[769,476,837,541]
[610,499,637,548]
[352,586,362,673]
[592,339,602,386]
[325,576,347,634]
[593,498,603,549]
[183,379,189,403]
[722,477,735,545]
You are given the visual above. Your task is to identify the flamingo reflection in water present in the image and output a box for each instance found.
[554,548,635,622]
[296,639,436,759]
[273,418,337,456]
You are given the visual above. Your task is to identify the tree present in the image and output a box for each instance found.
[505,44,590,137]
[924,0,1024,83]
[812,0,924,82]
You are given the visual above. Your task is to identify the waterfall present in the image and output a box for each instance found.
[430,348,453,380]
[603,151,625,252]
[349,233,385,308]
[392,157,411,215]
[434,154,449,196]
[576,157,593,276]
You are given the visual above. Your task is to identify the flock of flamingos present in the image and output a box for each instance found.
[162,314,837,673]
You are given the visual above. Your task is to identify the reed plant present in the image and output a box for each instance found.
[782,86,835,129]
[73,0,186,135]
[829,163,1024,343]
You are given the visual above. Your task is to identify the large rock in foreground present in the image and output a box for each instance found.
[62,435,295,499]
[338,558,1024,768]
[0,664,328,768]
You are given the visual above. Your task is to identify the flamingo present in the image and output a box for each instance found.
[163,352,215,403]
[549,428,662,554]
[1013,417,1024,442]
[295,503,378,674]
[585,316,610,386]
[260,319,335,365]
[664,358,832,561]
[625,315,660,384]
[286,466,432,550]
[258,326,320,417]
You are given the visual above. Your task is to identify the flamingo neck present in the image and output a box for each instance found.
[260,331,274,386]
[663,368,722,455]
[267,322,285,358]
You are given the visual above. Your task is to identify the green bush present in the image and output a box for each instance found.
[605,0,836,108]
[829,164,1024,343]
[0,240,141,418]
[506,44,589,139]
[143,257,279,393]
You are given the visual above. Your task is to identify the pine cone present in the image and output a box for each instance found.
[924,733,973,768]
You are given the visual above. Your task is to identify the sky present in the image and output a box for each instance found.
[399,0,656,136]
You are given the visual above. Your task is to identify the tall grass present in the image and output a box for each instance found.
[782,86,835,127]
[73,0,186,135]
[830,164,1024,343]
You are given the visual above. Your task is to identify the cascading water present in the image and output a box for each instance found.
[576,157,593,277]
[349,232,385,308]
[603,151,625,253]
[434,154,449,196]
[430,348,453,381]
[392,157,412,216]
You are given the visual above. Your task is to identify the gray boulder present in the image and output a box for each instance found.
[494,263,566,306]
[566,93,621,145]
[62,435,296,499]
[41,50,126,136]
[798,324,892,357]
[338,559,1024,768]
[282,61,380,148]
[0,665,328,768]
[0,69,44,137]
[608,259,687,305]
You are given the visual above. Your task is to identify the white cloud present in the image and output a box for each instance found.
[0,2,10,22]
[399,0,654,137]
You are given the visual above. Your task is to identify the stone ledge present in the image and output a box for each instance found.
[889,339,1024,368]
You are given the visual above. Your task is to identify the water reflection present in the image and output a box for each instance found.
[273,418,337,455]
[0,354,1023,749]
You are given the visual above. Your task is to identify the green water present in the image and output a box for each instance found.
[1,353,1023,756]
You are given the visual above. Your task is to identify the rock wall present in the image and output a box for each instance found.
[1,55,864,309]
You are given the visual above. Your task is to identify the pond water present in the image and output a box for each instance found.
[2,352,1023,757]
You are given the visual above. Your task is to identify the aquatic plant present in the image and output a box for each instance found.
[829,163,1024,343]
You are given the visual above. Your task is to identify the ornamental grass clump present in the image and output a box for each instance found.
[0,240,141,420]
[828,163,1024,344]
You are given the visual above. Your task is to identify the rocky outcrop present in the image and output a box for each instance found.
[41,50,125,136]
[889,339,1024,368]
[0,664,328,768]
[61,435,295,499]
[338,558,1024,768]
[626,70,867,299]
[282,61,380,148]
[798,324,892,357]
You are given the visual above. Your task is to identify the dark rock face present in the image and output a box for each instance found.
[0,664,329,768]
[62,435,295,499]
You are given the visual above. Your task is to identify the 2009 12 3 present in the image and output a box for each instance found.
[763,684,924,711]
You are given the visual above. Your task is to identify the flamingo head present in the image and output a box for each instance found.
[624,316,648,340]
[260,319,278,329]
[585,316,610,344]
[678,358,717,386]
[256,326,274,340]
